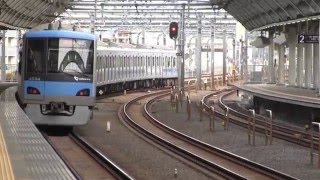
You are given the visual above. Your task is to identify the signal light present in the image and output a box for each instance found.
[27,87,40,95]
[169,22,178,39]
[76,89,90,96]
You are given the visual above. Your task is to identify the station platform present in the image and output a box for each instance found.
[234,83,320,108]
[0,83,75,179]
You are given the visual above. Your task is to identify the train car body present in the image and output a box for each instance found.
[96,47,177,95]
[17,30,96,126]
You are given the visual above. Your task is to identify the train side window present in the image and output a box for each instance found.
[156,57,158,67]
[113,56,116,68]
[106,56,109,68]
[109,56,112,68]
[152,57,155,67]
[172,57,176,67]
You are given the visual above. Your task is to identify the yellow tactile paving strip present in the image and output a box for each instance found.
[0,123,14,180]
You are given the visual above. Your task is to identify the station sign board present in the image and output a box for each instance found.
[298,34,319,43]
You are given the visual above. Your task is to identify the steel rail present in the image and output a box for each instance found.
[121,89,297,179]
[69,133,134,180]
[120,90,246,179]
[201,89,318,149]
[144,91,297,180]
[42,132,83,180]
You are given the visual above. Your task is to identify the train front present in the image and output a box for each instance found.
[20,30,96,126]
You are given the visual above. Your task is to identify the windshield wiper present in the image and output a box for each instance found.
[64,69,91,78]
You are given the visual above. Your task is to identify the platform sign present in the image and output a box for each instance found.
[298,34,319,43]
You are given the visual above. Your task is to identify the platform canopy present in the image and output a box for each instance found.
[217,0,320,31]
[0,0,70,30]
[60,0,237,37]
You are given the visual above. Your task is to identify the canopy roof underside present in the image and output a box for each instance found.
[2,0,320,31]
[218,0,320,31]
[0,0,69,30]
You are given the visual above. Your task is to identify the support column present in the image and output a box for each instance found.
[1,30,5,81]
[318,21,320,95]
[196,13,202,90]
[277,45,285,84]
[288,28,297,86]
[269,31,275,83]
[313,43,319,89]
[211,20,215,90]
[305,44,313,88]
[223,29,227,85]
[297,43,304,87]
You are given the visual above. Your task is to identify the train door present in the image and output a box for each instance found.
[24,38,46,101]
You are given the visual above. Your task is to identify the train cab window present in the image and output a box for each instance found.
[48,38,94,74]
[26,39,45,73]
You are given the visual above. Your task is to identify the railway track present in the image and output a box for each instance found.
[202,89,319,149]
[119,90,296,179]
[43,132,133,180]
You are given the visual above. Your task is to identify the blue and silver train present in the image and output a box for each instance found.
[96,46,178,95]
[17,30,96,126]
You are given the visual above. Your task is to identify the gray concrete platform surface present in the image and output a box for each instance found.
[235,83,320,108]
[0,85,75,179]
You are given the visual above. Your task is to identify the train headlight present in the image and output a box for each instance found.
[27,87,40,94]
[76,89,90,96]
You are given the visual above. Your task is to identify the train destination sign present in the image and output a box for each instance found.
[298,34,319,43]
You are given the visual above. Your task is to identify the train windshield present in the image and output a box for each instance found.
[47,38,94,75]
[26,39,45,73]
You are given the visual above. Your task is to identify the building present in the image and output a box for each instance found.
[0,30,19,81]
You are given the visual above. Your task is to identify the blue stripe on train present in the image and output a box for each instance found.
[24,81,94,97]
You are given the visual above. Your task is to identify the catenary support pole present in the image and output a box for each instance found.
[181,4,186,96]
[196,13,202,90]
[222,29,227,85]
[211,20,215,90]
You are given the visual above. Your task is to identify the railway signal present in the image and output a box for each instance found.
[169,22,178,39]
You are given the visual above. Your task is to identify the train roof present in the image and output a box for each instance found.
[25,30,95,41]
[98,46,176,53]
